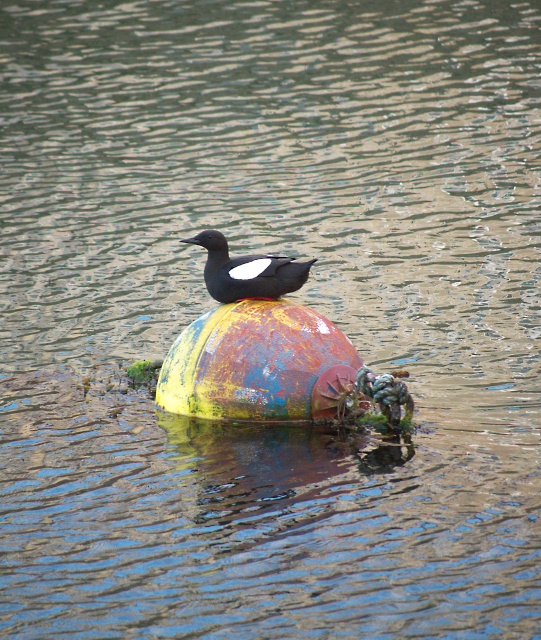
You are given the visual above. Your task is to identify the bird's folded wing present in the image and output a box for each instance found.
[265,255,296,260]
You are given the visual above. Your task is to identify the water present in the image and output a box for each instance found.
[1,0,540,637]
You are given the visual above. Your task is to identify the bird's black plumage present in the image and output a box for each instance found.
[180,230,317,304]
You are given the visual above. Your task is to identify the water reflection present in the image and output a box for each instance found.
[357,433,415,474]
[158,411,416,526]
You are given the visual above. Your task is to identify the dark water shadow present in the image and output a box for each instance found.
[156,411,416,530]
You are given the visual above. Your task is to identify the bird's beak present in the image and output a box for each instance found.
[180,236,201,246]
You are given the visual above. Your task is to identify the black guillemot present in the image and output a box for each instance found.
[180,229,317,304]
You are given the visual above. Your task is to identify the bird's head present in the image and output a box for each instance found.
[180,229,228,253]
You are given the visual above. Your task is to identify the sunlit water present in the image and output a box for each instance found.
[1,0,540,637]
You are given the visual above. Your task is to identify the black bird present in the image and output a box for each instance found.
[180,230,317,304]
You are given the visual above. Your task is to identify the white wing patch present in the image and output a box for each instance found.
[229,258,272,280]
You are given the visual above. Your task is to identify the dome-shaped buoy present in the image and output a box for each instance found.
[156,299,364,421]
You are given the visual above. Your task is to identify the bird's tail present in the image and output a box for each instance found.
[276,259,317,292]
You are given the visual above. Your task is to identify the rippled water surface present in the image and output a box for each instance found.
[1,0,540,638]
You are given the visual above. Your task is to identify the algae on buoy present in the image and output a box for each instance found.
[156,299,363,421]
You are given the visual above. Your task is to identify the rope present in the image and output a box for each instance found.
[355,366,414,428]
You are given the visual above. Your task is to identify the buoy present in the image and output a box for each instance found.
[156,299,363,421]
